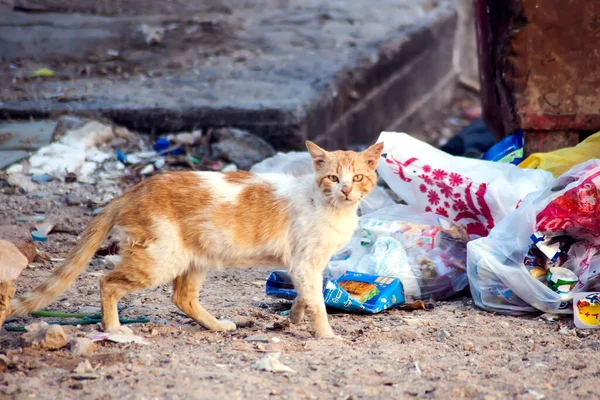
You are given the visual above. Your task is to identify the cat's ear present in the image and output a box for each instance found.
[306,140,329,169]
[361,142,384,170]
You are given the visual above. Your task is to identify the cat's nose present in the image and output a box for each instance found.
[341,185,351,197]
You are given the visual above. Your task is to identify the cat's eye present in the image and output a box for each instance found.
[328,175,339,182]
[353,174,364,182]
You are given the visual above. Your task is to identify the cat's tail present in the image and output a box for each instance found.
[10,200,121,317]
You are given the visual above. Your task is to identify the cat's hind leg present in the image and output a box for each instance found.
[100,249,154,334]
[172,268,236,331]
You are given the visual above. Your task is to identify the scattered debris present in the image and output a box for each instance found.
[22,322,68,350]
[74,359,94,374]
[32,67,55,78]
[140,164,154,175]
[66,194,86,206]
[154,138,183,155]
[14,215,46,223]
[27,121,115,181]
[31,173,55,184]
[88,331,150,345]
[70,338,94,356]
[167,131,203,146]
[57,116,84,130]
[251,353,295,373]
[540,313,561,322]
[437,329,451,341]
[211,128,276,170]
[138,24,165,45]
[31,230,48,242]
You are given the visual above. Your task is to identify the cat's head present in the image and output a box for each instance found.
[306,141,384,208]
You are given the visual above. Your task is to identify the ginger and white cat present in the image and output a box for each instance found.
[11,141,384,338]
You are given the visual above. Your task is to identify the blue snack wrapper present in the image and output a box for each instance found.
[482,130,524,164]
[265,270,405,314]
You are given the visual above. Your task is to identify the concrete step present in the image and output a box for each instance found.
[0,0,461,150]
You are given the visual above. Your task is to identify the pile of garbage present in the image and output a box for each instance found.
[2,118,276,202]
[5,115,600,324]
[264,129,600,324]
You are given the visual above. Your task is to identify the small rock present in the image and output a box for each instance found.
[92,208,104,215]
[22,322,68,350]
[0,240,27,281]
[382,326,391,332]
[169,131,202,145]
[0,225,36,262]
[66,194,85,206]
[57,116,84,130]
[463,341,474,351]
[140,164,154,175]
[0,355,10,373]
[70,338,94,356]
[7,173,37,192]
[31,173,55,184]
[271,337,281,343]
[211,128,276,170]
[77,306,102,314]
[0,384,18,395]
[251,352,295,373]
[374,365,385,374]
[437,329,451,341]
[245,334,269,343]
[74,359,93,374]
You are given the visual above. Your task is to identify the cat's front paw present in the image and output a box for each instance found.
[104,325,134,335]
[314,326,337,339]
[317,333,346,341]
[215,319,237,331]
[289,303,305,324]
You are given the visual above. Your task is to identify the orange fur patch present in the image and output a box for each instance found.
[223,171,255,185]
[117,172,212,252]
[212,183,289,248]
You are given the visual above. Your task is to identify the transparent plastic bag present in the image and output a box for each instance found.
[327,204,469,300]
[468,160,600,315]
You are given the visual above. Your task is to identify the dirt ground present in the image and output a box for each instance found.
[3,91,600,400]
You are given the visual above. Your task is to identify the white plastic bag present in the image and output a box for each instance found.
[327,205,469,300]
[376,132,553,238]
[468,160,600,315]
